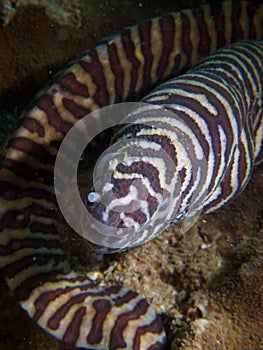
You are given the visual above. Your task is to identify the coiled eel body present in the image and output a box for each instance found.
[0,1,263,349]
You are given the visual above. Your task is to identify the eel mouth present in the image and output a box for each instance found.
[57,170,123,254]
[58,152,134,253]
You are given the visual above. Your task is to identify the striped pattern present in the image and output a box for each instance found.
[87,41,263,251]
[0,1,263,349]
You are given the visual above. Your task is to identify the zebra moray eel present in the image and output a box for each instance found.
[86,40,263,253]
[0,1,263,349]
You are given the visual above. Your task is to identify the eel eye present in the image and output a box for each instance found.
[158,199,168,211]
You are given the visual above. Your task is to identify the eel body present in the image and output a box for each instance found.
[0,1,263,349]
[86,40,263,252]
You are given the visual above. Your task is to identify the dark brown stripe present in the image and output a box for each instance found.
[3,253,66,279]
[246,2,261,39]
[2,158,53,185]
[208,161,234,209]
[134,317,165,350]
[79,48,110,107]
[180,167,200,209]
[110,298,149,348]
[0,203,57,231]
[116,161,163,194]
[58,72,90,97]
[115,290,138,307]
[113,122,153,140]
[209,2,226,48]
[170,53,182,76]
[16,271,69,301]
[180,13,193,70]
[231,1,244,42]
[50,140,62,150]
[0,180,55,202]
[86,299,111,344]
[121,29,141,99]
[62,97,91,119]
[138,133,178,170]
[47,291,90,330]
[128,207,149,225]
[7,137,55,164]
[63,306,86,345]
[236,140,252,189]
[23,117,45,137]
[110,177,132,198]
[92,285,122,296]
[192,7,211,57]
[138,19,153,92]
[107,42,125,102]
[37,94,74,135]
[0,237,59,256]
[157,15,175,80]
[29,222,57,234]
